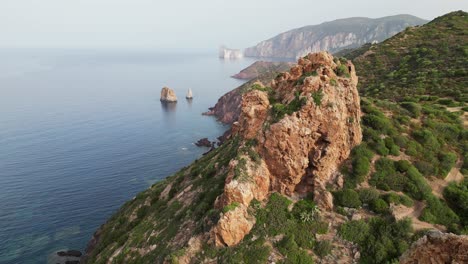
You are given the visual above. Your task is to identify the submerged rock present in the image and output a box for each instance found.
[160,87,178,102]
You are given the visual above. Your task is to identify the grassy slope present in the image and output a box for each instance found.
[352,10,468,101]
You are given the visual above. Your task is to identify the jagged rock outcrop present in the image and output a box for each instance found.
[232,61,295,80]
[203,87,242,124]
[212,51,362,246]
[160,87,178,102]
[400,231,468,264]
[244,15,427,58]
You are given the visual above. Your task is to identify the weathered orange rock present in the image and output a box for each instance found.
[212,51,362,247]
[212,205,255,247]
[261,51,361,208]
[236,89,270,140]
[400,231,468,264]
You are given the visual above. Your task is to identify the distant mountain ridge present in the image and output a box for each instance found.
[244,14,428,58]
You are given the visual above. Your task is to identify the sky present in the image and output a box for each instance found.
[0,0,467,50]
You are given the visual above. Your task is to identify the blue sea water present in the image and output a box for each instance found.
[0,49,258,264]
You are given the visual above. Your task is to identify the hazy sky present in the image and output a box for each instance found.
[1,0,466,50]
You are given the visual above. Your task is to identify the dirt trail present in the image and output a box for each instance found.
[392,201,443,231]
[429,160,464,198]
[447,106,468,129]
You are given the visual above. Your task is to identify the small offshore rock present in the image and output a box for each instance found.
[160,87,178,102]
[195,138,213,148]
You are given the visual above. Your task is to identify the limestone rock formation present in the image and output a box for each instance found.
[212,51,362,245]
[160,87,178,102]
[400,231,468,264]
[244,15,427,58]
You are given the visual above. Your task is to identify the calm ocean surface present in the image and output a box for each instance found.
[0,49,258,263]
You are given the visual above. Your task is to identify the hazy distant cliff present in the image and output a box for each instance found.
[244,15,427,58]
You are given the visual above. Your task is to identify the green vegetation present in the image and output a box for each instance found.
[222,202,240,213]
[314,240,332,258]
[271,92,307,122]
[86,138,241,263]
[351,11,468,102]
[312,90,324,106]
[444,179,468,233]
[338,217,413,264]
[333,189,361,208]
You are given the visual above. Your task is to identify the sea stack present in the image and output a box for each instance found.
[160,87,177,102]
[186,88,193,99]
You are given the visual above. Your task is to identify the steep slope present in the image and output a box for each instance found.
[84,52,362,263]
[244,15,427,59]
[348,10,468,101]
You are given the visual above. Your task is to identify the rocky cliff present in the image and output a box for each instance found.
[212,52,362,246]
[84,52,362,263]
[244,15,427,59]
[400,231,468,264]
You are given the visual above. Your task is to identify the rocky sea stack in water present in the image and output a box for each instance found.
[84,51,362,263]
[160,87,178,102]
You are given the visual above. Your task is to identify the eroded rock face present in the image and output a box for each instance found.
[261,52,361,209]
[212,51,362,246]
[212,156,270,246]
[203,87,242,124]
[400,231,468,264]
[160,87,178,102]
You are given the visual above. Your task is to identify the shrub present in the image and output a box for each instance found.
[420,195,460,228]
[314,241,332,258]
[395,160,411,172]
[312,90,324,106]
[338,220,369,244]
[340,217,413,264]
[335,64,350,77]
[363,114,392,134]
[372,139,390,156]
[222,202,240,213]
[404,166,432,200]
[444,179,468,227]
[371,198,390,214]
[334,189,362,208]
[400,102,422,117]
[352,156,371,182]
[359,188,380,204]
[438,151,457,177]
[351,144,375,160]
[277,235,315,264]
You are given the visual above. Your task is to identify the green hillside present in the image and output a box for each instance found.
[352,11,467,102]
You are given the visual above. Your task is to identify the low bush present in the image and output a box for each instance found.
[370,198,390,214]
[314,240,332,258]
[333,189,362,208]
[359,188,380,204]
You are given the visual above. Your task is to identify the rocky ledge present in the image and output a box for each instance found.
[400,231,468,264]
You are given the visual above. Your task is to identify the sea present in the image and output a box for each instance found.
[0,49,260,263]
